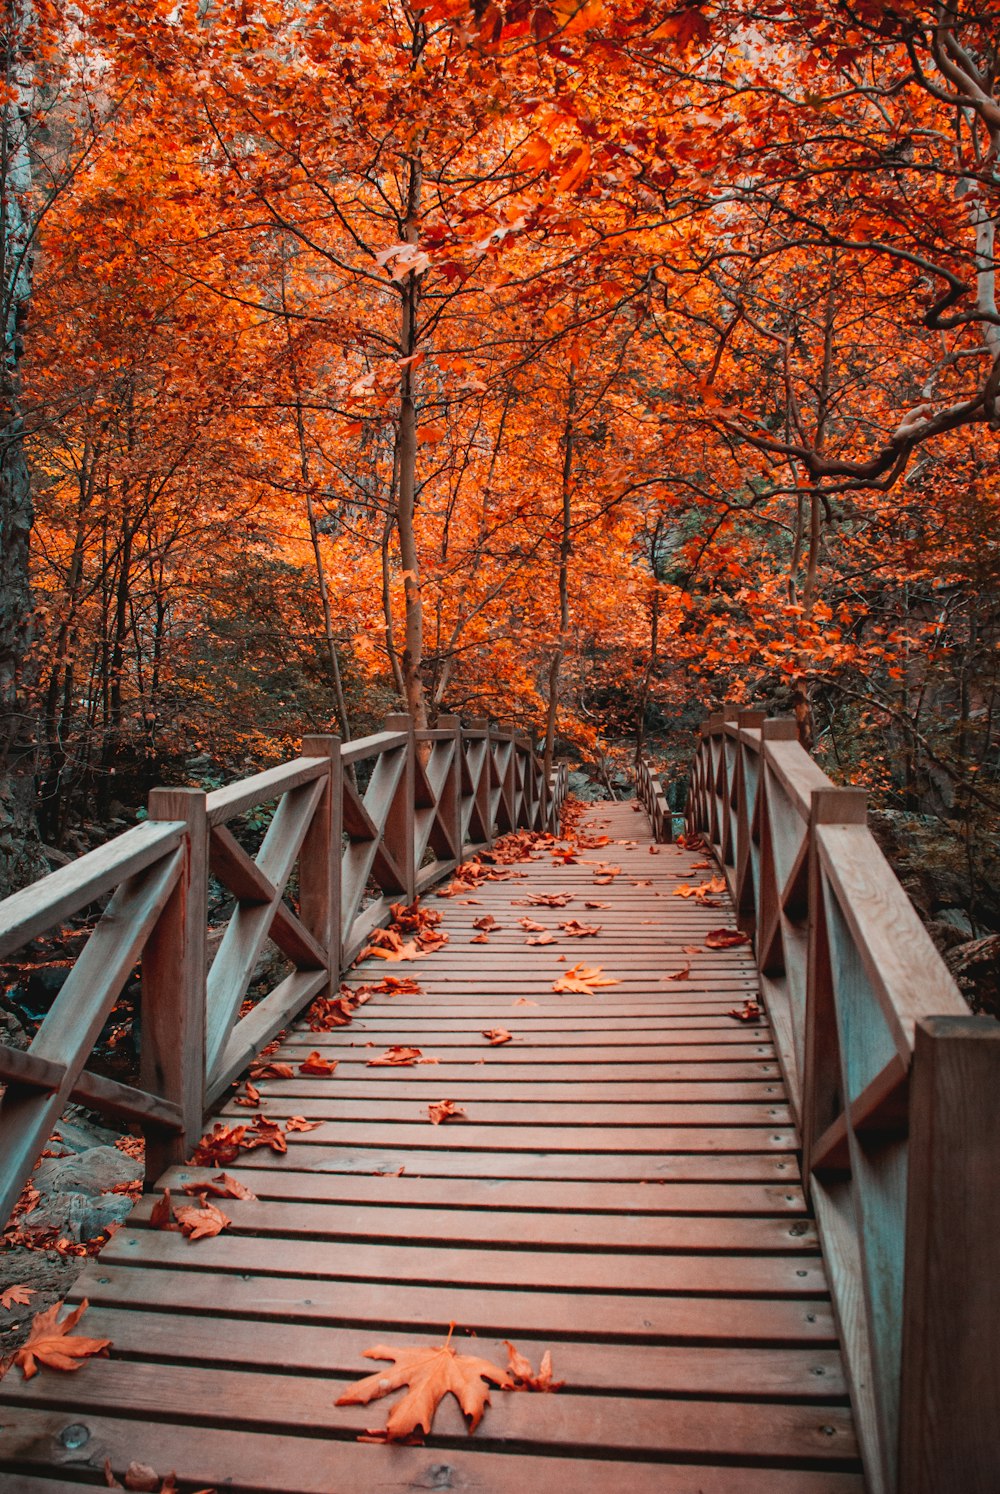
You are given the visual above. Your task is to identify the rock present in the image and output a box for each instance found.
[48,1111,123,1155]
[567,771,592,791]
[944,935,1000,1020]
[32,1144,141,1199]
[936,907,975,938]
[23,1187,135,1244]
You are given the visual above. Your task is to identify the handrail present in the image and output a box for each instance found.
[684,708,1000,1494]
[0,713,563,1227]
[634,755,672,842]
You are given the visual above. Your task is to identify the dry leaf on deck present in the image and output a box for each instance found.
[249,1061,294,1080]
[551,963,620,995]
[518,916,547,931]
[299,1051,338,1076]
[584,900,611,910]
[482,1028,512,1044]
[526,932,558,945]
[174,1197,231,1241]
[335,1329,512,1439]
[473,914,499,931]
[9,1298,111,1379]
[428,1099,466,1125]
[232,1081,261,1107]
[503,1340,564,1392]
[470,933,491,944]
[704,928,751,949]
[182,1172,256,1201]
[367,1045,424,1067]
[286,1116,323,1132]
[150,1189,180,1231]
[727,1000,762,1022]
[243,1115,287,1154]
[558,919,600,938]
[665,963,692,982]
[512,997,538,1006]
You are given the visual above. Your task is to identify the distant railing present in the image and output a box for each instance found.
[683,709,1000,1494]
[633,755,672,842]
[0,715,567,1224]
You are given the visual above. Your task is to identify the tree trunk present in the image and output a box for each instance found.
[543,374,576,778]
[395,151,428,733]
[0,2,43,894]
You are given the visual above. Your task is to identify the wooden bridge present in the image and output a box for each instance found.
[0,712,998,1492]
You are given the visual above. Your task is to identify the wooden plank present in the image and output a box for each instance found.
[899,1017,1000,1494]
[220,1098,793,1127]
[0,818,183,960]
[74,1306,849,1397]
[129,1195,815,1252]
[71,1262,836,1342]
[0,1408,867,1493]
[205,755,328,826]
[161,1166,807,1215]
[340,729,408,765]
[99,1229,827,1294]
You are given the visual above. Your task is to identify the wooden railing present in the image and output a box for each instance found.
[634,754,673,842]
[0,715,566,1226]
[682,709,1000,1494]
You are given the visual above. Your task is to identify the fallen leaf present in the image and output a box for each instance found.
[472,914,499,931]
[683,945,702,954]
[552,963,620,995]
[286,1116,323,1132]
[517,917,547,931]
[249,1061,294,1080]
[672,884,696,899]
[335,1329,512,1438]
[428,1099,466,1125]
[174,1197,231,1241]
[243,1115,287,1154]
[299,1051,338,1076]
[665,963,692,982]
[649,846,661,855]
[10,1299,111,1379]
[705,928,751,949]
[584,900,611,909]
[103,1459,180,1491]
[728,1000,763,1023]
[503,1340,564,1392]
[150,1189,180,1231]
[367,1045,425,1067]
[470,933,491,944]
[375,976,423,995]
[0,1284,35,1311]
[512,997,538,1006]
[558,919,601,938]
[482,1028,512,1044]
[517,892,574,907]
[526,932,558,945]
[189,1122,248,1167]
[181,1172,257,1201]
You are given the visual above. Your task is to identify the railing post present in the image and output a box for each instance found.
[468,716,493,846]
[300,734,342,991]
[898,1017,1000,1494]
[436,713,464,863]
[142,787,208,1177]
[383,712,416,902]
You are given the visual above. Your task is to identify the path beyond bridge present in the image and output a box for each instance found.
[1,800,863,1491]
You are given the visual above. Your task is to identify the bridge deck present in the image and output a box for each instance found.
[1,803,863,1491]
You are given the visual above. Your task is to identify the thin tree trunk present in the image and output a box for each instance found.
[543,373,576,778]
[395,150,428,734]
[0,1,43,893]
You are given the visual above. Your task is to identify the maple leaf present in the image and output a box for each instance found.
[428,1100,466,1125]
[367,1045,425,1067]
[584,900,611,909]
[665,963,692,981]
[181,1173,256,1201]
[10,1299,110,1380]
[190,1123,247,1167]
[470,932,490,944]
[232,1080,261,1107]
[558,919,600,937]
[374,976,423,995]
[335,1329,512,1438]
[285,1116,322,1132]
[503,1340,564,1392]
[728,1000,762,1023]
[482,1028,512,1044]
[150,1189,180,1231]
[517,917,547,931]
[520,892,573,907]
[299,1051,338,1075]
[174,1197,231,1241]
[472,914,499,931]
[704,929,751,949]
[0,1284,35,1311]
[526,931,558,945]
[672,883,695,898]
[249,1061,294,1080]
[362,937,422,962]
[551,963,620,995]
[243,1115,287,1154]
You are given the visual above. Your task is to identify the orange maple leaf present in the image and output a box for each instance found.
[728,1000,762,1023]
[249,1061,294,1080]
[367,1045,424,1067]
[189,1122,247,1167]
[103,1459,180,1491]
[503,1340,564,1392]
[335,1327,512,1438]
[428,1099,466,1125]
[526,931,558,945]
[173,1197,231,1241]
[704,928,751,949]
[0,1284,35,1310]
[665,963,692,982]
[243,1115,287,1154]
[551,963,620,995]
[285,1116,322,1132]
[298,1051,338,1075]
[558,919,600,938]
[9,1299,110,1379]
[482,1028,512,1044]
[181,1173,256,1201]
